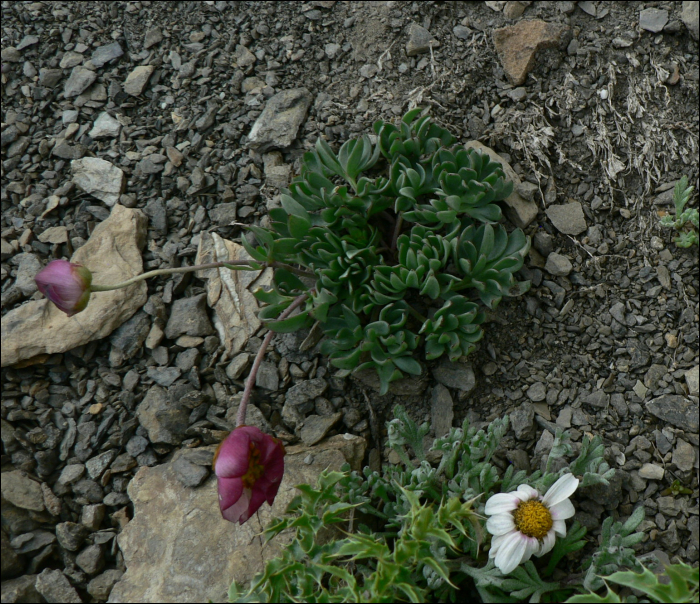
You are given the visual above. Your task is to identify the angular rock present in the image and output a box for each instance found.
[639,8,668,33]
[431,360,476,393]
[248,88,312,152]
[493,20,569,85]
[124,65,155,96]
[511,402,536,440]
[89,112,122,139]
[255,361,279,391]
[91,42,124,68]
[545,202,587,235]
[2,205,147,367]
[464,141,538,228]
[672,440,696,472]
[55,522,89,552]
[406,22,439,56]
[71,157,125,207]
[682,1,699,40]
[12,253,42,296]
[172,456,209,488]
[1,471,45,512]
[431,384,454,438]
[76,544,104,575]
[545,252,572,277]
[685,365,699,396]
[285,378,329,409]
[1,574,42,602]
[64,66,97,98]
[164,294,215,340]
[1,529,24,580]
[299,412,343,445]
[646,395,699,431]
[195,233,273,356]
[35,569,82,603]
[136,386,190,446]
[146,367,182,388]
[88,569,123,601]
[638,463,665,480]
[110,436,365,603]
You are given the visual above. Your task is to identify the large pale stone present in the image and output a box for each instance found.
[493,20,569,86]
[109,434,366,603]
[247,88,312,152]
[72,157,125,207]
[1,205,147,367]
[195,232,273,358]
[465,141,539,228]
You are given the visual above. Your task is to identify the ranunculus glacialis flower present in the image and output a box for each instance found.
[34,259,92,316]
[485,473,579,575]
[213,425,285,525]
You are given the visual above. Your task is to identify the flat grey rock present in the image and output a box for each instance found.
[545,202,587,235]
[248,88,312,152]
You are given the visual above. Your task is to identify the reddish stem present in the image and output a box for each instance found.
[236,293,310,427]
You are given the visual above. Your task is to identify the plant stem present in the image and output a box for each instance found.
[405,302,427,324]
[236,292,310,427]
[390,212,404,250]
[90,260,312,292]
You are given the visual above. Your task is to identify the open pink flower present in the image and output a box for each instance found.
[213,425,285,524]
[35,259,92,316]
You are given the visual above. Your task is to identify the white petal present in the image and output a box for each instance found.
[494,532,528,575]
[550,498,575,521]
[515,484,539,500]
[487,514,516,536]
[542,473,579,507]
[552,519,567,537]
[521,535,540,563]
[485,493,520,515]
[536,531,556,557]
[489,531,515,557]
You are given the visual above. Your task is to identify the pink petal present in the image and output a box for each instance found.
[536,531,556,557]
[485,493,520,515]
[214,430,252,478]
[550,498,575,521]
[217,476,243,511]
[486,513,516,537]
[542,473,579,507]
[552,519,567,537]
[239,485,269,524]
[493,531,528,575]
[221,488,251,523]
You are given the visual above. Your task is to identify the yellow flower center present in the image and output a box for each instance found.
[241,442,265,488]
[513,499,553,540]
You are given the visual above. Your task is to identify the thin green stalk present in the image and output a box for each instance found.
[90,260,313,292]
[405,302,427,324]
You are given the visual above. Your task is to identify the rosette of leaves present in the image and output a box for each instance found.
[301,226,380,317]
[419,294,485,361]
[404,147,513,224]
[240,109,531,389]
[452,222,531,308]
[371,225,457,304]
[321,302,420,394]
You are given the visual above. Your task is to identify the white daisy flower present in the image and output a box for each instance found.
[484,473,579,575]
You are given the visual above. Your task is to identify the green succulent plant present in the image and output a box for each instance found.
[243,109,531,394]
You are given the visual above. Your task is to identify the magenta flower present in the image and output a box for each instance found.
[35,259,93,316]
[213,425,285,524]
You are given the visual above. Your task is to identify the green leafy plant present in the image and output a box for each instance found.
[244,109,530,393]
[228,407,650,603]
[659,176,698,247]
[566,563,699,603]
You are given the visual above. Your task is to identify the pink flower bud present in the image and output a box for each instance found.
[35,259,93,316]
[213,425,285,524]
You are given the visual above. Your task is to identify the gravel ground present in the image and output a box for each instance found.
[1,1,698,602]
